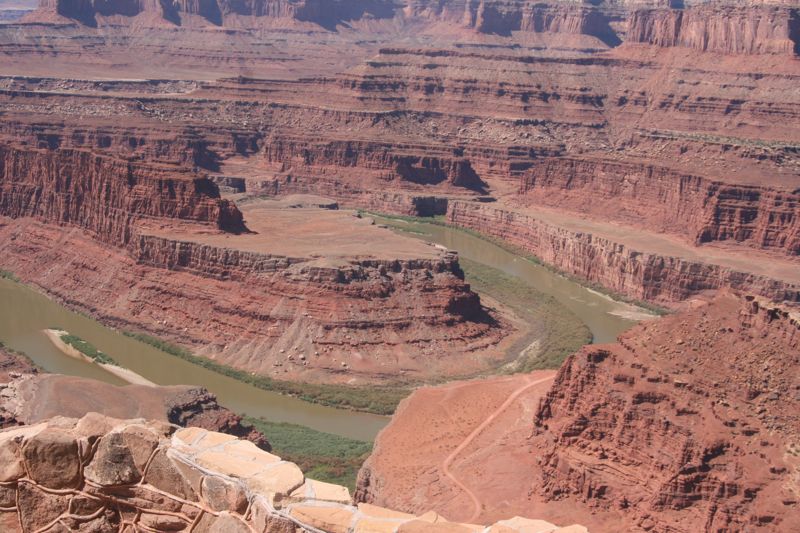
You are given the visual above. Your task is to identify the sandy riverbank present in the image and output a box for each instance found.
[43,329,155,386]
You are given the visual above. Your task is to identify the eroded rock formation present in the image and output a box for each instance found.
[532,292,800,530]
[445,200,800,305]
[0,414,587,532]
[627,2,800,55]
[26,0,800,59]
[0,143,246,240]
[355,291,800,531]
[517,156,800,255]
[0,0,798,388]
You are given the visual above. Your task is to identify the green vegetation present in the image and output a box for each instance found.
[122,331,409,415]
[461,258,591,370]
[367,211,670,316]
[57,332,119,366]
[246,417,372,492]
[365,213,593,369]
[0,269,18,282]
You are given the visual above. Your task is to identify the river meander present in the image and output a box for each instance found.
[0,220,650,441]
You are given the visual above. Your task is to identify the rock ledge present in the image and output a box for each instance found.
[0,413,586,532]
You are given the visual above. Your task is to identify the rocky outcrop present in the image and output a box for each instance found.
[0,414,587,532]
[532,292,800,531]
[0,212,509,385]
[263,136,486,191]
[446,200,800,305]
[627,3,800,55]
[518,157,800,255]
[0,346,38,428]
[0,143,245,241]
[0,371,271,449]
[0,127,511,388]
[355,291,800,531]
[456,0,623,44]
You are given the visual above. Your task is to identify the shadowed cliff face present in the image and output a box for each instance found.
[0,144,246,240]
[28,0,800,57]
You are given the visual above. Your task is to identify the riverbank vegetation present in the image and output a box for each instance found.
[0,269,18,282]
[367,212,670,316]
[246,417,371,491]
[460,258,591,370]
[122,331,408,415]
[55,331,119,366]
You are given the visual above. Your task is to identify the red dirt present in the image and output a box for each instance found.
[0,3,798,531]
[356,291,800,531]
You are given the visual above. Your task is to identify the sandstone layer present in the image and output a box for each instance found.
[0,200,512,385]
[356,291,800,531]
[0,413,587,532]
[22,0,800,61]
[0,119,514,385]
[2,8,797,310]
[0,0,798,383]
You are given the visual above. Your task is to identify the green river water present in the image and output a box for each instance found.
[0,221,646,441]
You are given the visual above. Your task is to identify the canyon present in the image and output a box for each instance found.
[356,291,800,531]
[0,1,798,531]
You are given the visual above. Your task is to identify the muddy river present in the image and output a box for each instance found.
[0,221,648,441]
[378,218,648,343]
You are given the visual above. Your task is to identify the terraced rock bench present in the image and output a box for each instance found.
[0,414,587,532]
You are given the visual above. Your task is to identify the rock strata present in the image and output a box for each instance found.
[531,291,800,531]
[627,3,800,55]
[26,0,800,59]
[446,200,800,305]
[356,291,800,531]
[0,414,587,532]
[0,139,510,385]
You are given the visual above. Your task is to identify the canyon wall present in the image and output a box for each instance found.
[446,200,800,305]
[0,143,245,242]
[262,136,485,191]
[627,3,800,55]
[0,213,506,384]
[0,414,587,532]
[355,291,800,531]
[531,292,800,531]
[518,157,800,255]
[27,0,800,58]
[0,140,510,385]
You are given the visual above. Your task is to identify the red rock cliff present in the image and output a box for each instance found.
[446,200,800,305]
[262,135,485,191]
[0,143,245,242]
[532,292,800,531]
[518,157,800,255]
[627,3,800,55]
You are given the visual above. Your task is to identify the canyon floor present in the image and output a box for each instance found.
[1,1,799,531]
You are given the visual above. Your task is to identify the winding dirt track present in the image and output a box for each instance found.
[440,375,555,523]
